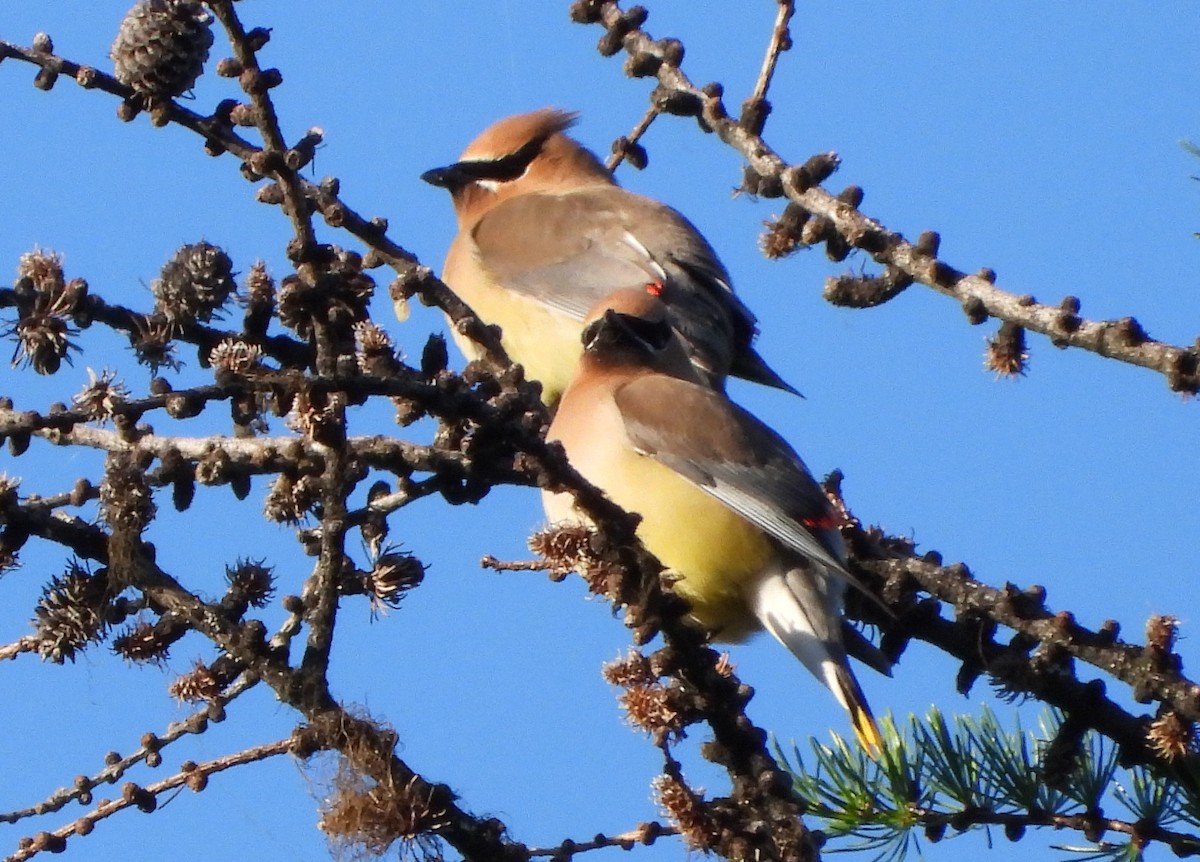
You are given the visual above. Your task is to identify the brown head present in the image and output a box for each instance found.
[421,108,614,227]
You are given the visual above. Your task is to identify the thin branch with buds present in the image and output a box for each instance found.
[740,0,794,135]
[527,822,677,857]
[3,738,294,862]
[0,675,258,826]
[606,103,661,172]
[571,0,1200,395]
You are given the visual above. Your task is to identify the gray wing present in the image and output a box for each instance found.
[470,188,681,319]
[471,187,767,385]
[614,375,850,576]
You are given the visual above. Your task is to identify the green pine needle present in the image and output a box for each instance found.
[775,707,1200,861]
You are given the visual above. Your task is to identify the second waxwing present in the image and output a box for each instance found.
[543,288,885,752]
[421,108,795,405]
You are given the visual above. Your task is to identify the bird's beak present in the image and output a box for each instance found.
[582,310,627,351]
[580,314,610,350]
[420,163,472,190]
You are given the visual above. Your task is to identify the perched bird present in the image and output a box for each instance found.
[543,288,884,752]
[421,108,795,405]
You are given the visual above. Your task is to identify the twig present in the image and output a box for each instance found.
[0,35,513,374]
[908,805,1198,856]
[0,39,257,159]
[850,546,1198,778]
[0,395,529,481]
[740,0,794,135]
[0,636,40,662]
[297,441,353,679]
[0,284,314,369]
[527,822,676,856]
[4,737,293,862]
[205,1,318,253]
[0,675,258,826]
[343,475,452,524]
[480,555,553,572]
[574,2,1200,395]
[606,103,661,172]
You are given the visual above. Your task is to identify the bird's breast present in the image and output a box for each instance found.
[545,397,774,640]
[442,237,583,404]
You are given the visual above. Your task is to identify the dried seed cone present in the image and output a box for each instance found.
[111,0,214,99]
[112,621,171,663]
[33,563,111,664]
[153,241,236,323]
[11,249,82,374]
[370,552,426,608]
[170,660,223,703]
[225,559,275,608]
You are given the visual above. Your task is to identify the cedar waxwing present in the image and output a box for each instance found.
[543,288,883,752]
[421,108,796,405]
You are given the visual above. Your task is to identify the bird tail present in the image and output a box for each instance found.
[730,346,803,398]
[751,568,883,757]
[832,664,883,756]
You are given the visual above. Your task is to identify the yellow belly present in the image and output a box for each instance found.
[630,459,772,639]
[443,246,582,405]
[545,408,773,640]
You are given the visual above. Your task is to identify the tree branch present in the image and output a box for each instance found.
[570,1,1200,395]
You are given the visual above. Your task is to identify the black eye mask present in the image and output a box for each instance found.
[420,135,549,190]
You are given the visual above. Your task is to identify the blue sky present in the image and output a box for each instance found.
[2,3,1198,860]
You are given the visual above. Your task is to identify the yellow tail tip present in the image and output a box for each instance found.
[851,705,883,757]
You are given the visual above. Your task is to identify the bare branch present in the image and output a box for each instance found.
[4,737,293,862]
[205,1,318,253]
[480,554,553,572]
[740,0,794,135]
[607,103,660,172]
[0,636,40,662]
[0,675,258,826]
[527,822,677,857]
[573,1,1200,395]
